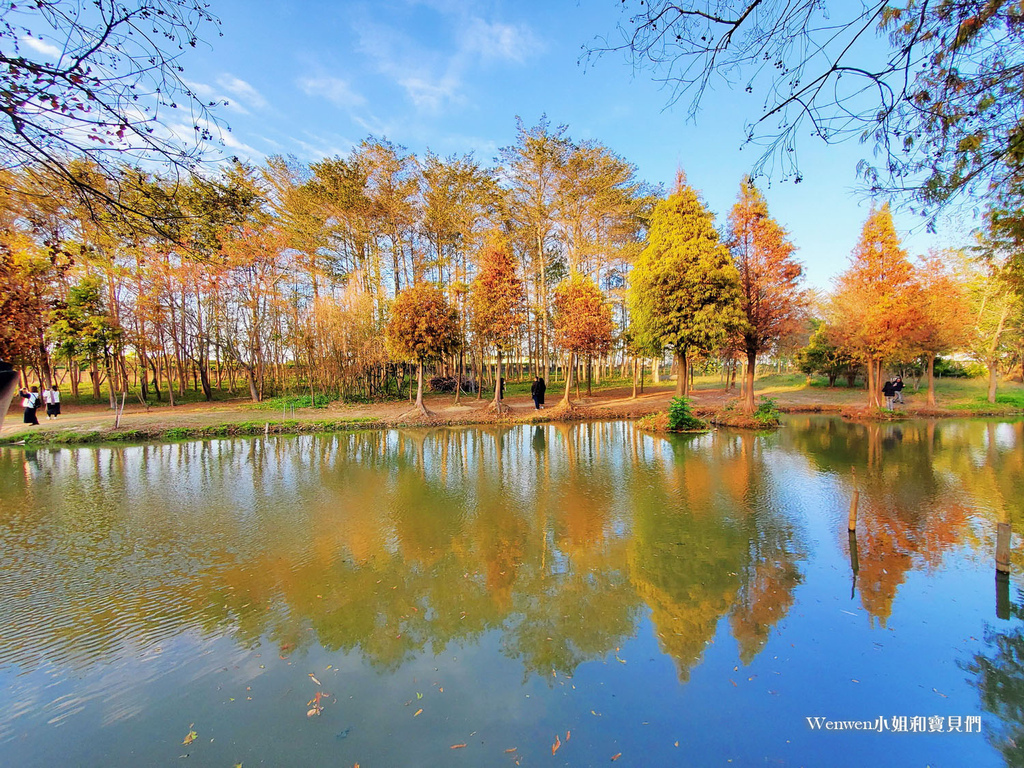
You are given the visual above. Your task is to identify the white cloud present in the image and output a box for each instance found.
[460,18,541,64]
[350,10,540,114]
[21,36,62,58]
[398,75,462,112]
[216,75,268,110]
[298,76,367,109]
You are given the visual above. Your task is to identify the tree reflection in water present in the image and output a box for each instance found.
[0,417,1010,685]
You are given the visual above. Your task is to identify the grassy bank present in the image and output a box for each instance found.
[5,417,385,446]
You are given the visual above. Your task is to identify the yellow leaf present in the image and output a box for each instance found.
[611,753,622,761]
[182,727,197,746]
[450,744,466,749]
[414,709,423,717]
[309,674,322,686]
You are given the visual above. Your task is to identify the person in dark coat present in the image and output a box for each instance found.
[531,375,546,409]
[882,379,896,411]
[20,386,40,425]
[893,376,905,404]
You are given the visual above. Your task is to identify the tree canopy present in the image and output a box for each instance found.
[628,174,743,396]
[591,1,1024,223]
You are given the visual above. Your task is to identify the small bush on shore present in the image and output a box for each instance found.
[668,397,706,431]
[752,397,781,427]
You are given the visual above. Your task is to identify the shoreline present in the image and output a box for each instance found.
[3,393,1022,447]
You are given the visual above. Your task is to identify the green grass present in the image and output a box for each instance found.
[4,417,384,446]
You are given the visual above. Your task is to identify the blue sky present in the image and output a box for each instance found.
[146,0,965,289]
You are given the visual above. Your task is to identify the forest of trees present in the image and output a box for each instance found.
[2,119,1022,416]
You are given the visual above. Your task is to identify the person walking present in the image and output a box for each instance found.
[19,386,40,425]
[882,379,896,411]
[46,385,61,419]
[531,375,546,410]
[893,376,905,404]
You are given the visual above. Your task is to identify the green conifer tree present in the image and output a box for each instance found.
[628,174,744,396]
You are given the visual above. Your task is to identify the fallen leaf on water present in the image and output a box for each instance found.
[182,726,197,745]
[611,753,622,761]
[451,744,466,749]
[307,708,321,718]
[414,709,423,717]
[416,692,423,699]
[439,687,444,693]
[552,735,561,755]
[674,741,679,747]
[591,710,602,716]
[851,679,860,683]
[309,674,322,686]
[505,747,517,753]
[729,679,737,687]
[933,688,948,698]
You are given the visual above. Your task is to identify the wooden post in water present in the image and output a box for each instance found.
[848,467,859,532]
[996,521,1012,574]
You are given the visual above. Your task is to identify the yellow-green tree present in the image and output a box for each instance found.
[628,174,743,396]
[386,284,461,417]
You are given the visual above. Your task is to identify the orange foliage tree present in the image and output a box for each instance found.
[727,178,806,413]
[831,204,923,407]
[915,252,971,406]
[470,240,526,414]
[385,283,461,417]
[552,272,614,407]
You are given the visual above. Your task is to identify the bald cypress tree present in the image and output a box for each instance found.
[628,175,744,397]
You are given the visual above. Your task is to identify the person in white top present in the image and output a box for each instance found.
[44,385,61,419]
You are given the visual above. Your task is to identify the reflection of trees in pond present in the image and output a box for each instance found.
[964,594,1024,767]
[785,418,980,625]
[629,430,804,679]
[30,419,1009,684]
[500,422,641,678]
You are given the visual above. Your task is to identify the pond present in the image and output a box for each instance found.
[1,417,1022,767]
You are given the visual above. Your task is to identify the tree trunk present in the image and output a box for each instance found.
[988,360,999,404]
[866,356,877,408]
[674,349,689,397]
[492,348,509,414]
[744,349,757,413]
[561,351,575,407]
[926,354,936,407]
[414,361,432,416]
[631,357,638,399]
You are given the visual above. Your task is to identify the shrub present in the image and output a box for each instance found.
[668,397,706,431]
[752,396,781,427]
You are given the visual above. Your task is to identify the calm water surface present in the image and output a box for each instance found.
[1,417,1023,767]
